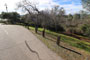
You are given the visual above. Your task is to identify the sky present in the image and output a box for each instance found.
[0,0,83,14]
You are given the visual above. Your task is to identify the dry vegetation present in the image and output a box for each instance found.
[1,0,90,60]
[29,27,90,60]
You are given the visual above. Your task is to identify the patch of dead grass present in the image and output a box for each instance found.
[30,30,90,60]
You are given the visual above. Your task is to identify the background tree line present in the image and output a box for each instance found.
[0,0,90,38]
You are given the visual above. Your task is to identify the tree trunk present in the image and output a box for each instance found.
[42,27,45,37]
[27,26,29,29]
[56,36,61,45]
[35,25,38,33]
[55,24,57,32]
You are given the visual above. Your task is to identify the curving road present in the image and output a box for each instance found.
[0,24,63,60]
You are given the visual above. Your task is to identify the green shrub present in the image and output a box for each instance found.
[81,24,90,37]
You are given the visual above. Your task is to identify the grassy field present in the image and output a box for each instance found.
[29,26,90,52]
[29,26,90,60]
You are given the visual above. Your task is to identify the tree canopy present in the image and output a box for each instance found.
[82,0,90,11]
[1,12,20,24]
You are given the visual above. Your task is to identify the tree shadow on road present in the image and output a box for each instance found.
[58,45,82,56]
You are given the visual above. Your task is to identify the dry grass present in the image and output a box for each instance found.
[30,30,90,60]
[28,26,90,60]
[29,27,90,52]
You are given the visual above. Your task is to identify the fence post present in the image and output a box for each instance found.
[56,36,61,45]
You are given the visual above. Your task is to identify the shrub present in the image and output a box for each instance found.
[81,24,90,37]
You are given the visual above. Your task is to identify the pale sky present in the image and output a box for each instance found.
[0,0,83,14]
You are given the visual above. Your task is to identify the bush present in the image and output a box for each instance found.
[81,24,90,37]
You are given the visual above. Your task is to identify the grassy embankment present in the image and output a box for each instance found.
[29,26,90,60]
